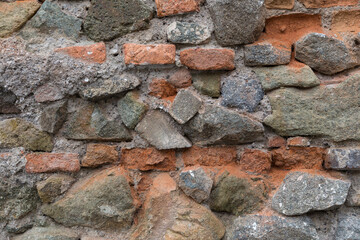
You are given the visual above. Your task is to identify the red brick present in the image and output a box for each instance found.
[298,0,358,8]
[287,137,310,147]
[55,42,106,64]
[182,146,237,166]
[155,0,200,17]
[149,78,177,98]
[168,68,192,88]
[267,136,286,148]
[81,144,118,168]
[332,10,360,33]
[123,43,176,65]
[34,83,64,103]
[121,148,176,171]
[180,48,235,70]
[239,149,272,173]
[25,153,80,173]
[265,0,295,9]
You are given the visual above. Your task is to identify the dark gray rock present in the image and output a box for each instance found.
[13,227,79,240]
[244,42,291,66]
[295,33,358,75]
[169,89,202,124]
[84,0,153,41]
[325,148,360,170]
[36,174,75,203]
[39,100,67,134]
[167,21,211,45]
[179,168,213,203]
[5,218,33,234]
[118,91,147,129]
[226,215,319,240]
[335,209,360,240]
[272,171,351,216]
[221,69,264,112]
[192,72,221,98]
[208,0,266,46]
[0,87,20,114]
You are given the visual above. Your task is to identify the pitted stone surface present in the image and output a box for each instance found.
[169,89,202,124]
[244,42,291,66]
[179,168,213,203]
[167,21,211,45]
[326,148,360,170]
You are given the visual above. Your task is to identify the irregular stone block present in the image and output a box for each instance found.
[168,68,192,88]
[182,146,237,166]
[267,136,286,148]
[346,172,360,206]
[192,72,221,98]
[148,78,177,98]
[239,149,272,173]
[287,136,310,147]
[155,0,200,17]
[167,21,211,44]
[39,100,67,134]
[0,87,20,114]
[169,89,202,124]
[123,43,176,65]
[335,210,360,240]
[25,153,80,173]
[34,83,64,103]
[272,171,351,215]
[55,42,106,64]
[265,0,295,9]
[36,174,75,203]
[244,41,291,66]
[13,227,79,240]
[325,148,360,170]
[118,91,148,129]
[332,10,360,33]
[82,144,118,168]
[299,0,358,8]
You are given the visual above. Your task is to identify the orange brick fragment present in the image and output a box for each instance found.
[55,42,106,64]
[182,146,237,166]
[149,78,177,98]
[155,0,199,17]
[239,149,272,173]
[332,10,360,33]
[265,0,295,9]
[123,43,176,65]
[82,144,118,168]
[287,137,310,147]
[25,153,80,173]
[298,0,358,8]
[267,136,286,148]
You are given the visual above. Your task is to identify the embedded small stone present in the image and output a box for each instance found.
[39,100,67,134]
[36,174,75,203]
[25,153,80,173]
[168,68,192,88]
[82,144,118,168]
[34,83,64,103]
[13,227,79,240]
[287,136,310,147]
[118,91,148,129]
[155,0,200,17]
[55,42,106,64]
[123,43,176,65]
[265,0,295,9]
[192,72,221,98]
[0,87,20,114]
[167,21,211,45]
[148,78,177,98]
[244,41,291,66]
[325,148,360,170]
[169,89,202,124]
[239,149,272,173]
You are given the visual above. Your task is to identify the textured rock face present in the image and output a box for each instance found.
[81,144,118,168]
[239,149,272,173]
[299,0,358,8]
[13,227,79,240]
[167,21,211,44]
[332,10,360,33]
[168,68,192,88]
[42,167,135,229]
[244,42,291,66]
[39,100,67,134]
[118,91,147,129]
[185,105,264,145]
[192,72,221,98]
[346,173,360,206]
[264,74,360,141]
[265,0,295,9]
[182,146,237,166]
[335,209,360,240]
[148,78,177,98]
[25,153,80,173]
[0,87,20,114]
[325,148,360,170]
[36,174,75,203]
[169,89,202,124]
[208,0,266,46]
[155,0,200,17]
[84,0,153,41]
[271,147,325,169]
[179,168,213,203]
[272,171,351,215]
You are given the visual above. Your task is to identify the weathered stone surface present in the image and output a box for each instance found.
[253,64,320,91]
[28,0,82,38]
[155,0,200,17]
[179,167,213,203]
[192,72,221,98]
[39,100,67,134]
[267,136,286,148]
[0,118,53,151]
[13,227,79,240]
[34,83,64,103]
[208,0,266,46]
[135,110,192,150]
[148,78,177,98]
[36,174,75,203]
[168,68,192,88]
[131,173,225,240]
[272,171,351,215]
[210,169,269,215]
[295,33,358,75]
[64,103,132,141]
[0,0,41,38]
[287,137,310,147]
[271,147,325,169]
[5,218,33,234]
[299,0,358,8]
[226,215,319,240]
[81,73,141,100]
[170,89,202,124]
[123,43,176,65]
[185,105,264,145]
[25,153,80,173]
[244,41,291,66]
[332,10,360,33]
[265,0,295,9]
[0,86,20,114]
[55,42,106,64]
[239,149,272,173]
[84,0,153,41]
[42,167,135,229]
[180,48,235,70]
[167,21,211,45]
[182,146,237,166]
[118,91,148,129]
[264,74,360,141]
[325,148,360,170]
[335,210,360,240]
[121,148,176,171]
[221,68,264,112]
[346,173,360,206]
[82,144,118,168]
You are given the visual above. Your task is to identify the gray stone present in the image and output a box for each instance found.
[295,33,358,75]
[13,227,79,240]
[167,21,211,45]
[335,209,360,240]
[264,74,360,141]
[5,218,33,234]
[221,69,264,112]
[244,42,291,66]
[226,215,319,240]
[346,172,360,206]
[185,105,264,145]
[179,168,213,203]
[0,86,20,113]
[135,110,192,150]
[39,100,67,134]
[42,167,136,230]
[36,174,75,203]
[192,72,221,98]
[84,0,153,41]
[169,89,202,124]
[325,148,360,170]
[208,0,266,46]
[27,0,82,39]
[253,64,320,91]
[118,91,147,129]
[272,171,351,216]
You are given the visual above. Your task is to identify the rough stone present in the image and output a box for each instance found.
[226,215,319,240]
[335,210,360,240]
[39,100,67,134]
[267,136,286,148]
[81,73,141,100]
[118,91,148,129]
[185,105,264,145]
[182,146,237,166]
[332,10,360,33]
[123,43,176,65]
[84,0,153,41]
[13,227,79,240]
[179,167,213,203]
[167,21,211,45]
[0,118,53,151]
[272,171,351,215]
[244,41,291,66]
[148,78,177,98]
[271,147,325,169]
[42,167,136,229]
[0,86,20,114]
[239,149,272,173]
[180,48,235,70]
[295,33,358,75]
[208,0,266,46]
[346,172,360,206]
[155,0,200,17]
[0,0,41,38]
[253,64,320,91]
[82,144,118,168]
[34,83,64,103]
[55,42,106,64]
[192,72,221,98]
[168,68,192,88]
[287,137,310,147]
[325,148,360,170]
[169,89,202,124]
[5,218,33,234]
[264,74,360,141]
[25,153,80,173]
[36,174,75,203]
[221,68,264,112]
[135,110,192,150]
[265,0,295,9]
[299,0,358,8]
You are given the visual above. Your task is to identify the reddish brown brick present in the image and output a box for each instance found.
[265,0,295,9]
[123,43,176,65]
[332,10,360,33]
[155,0,200,17]
[25,153,80,173]
[287,137,310,147]
[168,68,192,88]
[182,146,237,166]
[239,149,272,173]
[298,0,358,8]
[55,42,106,64]
[180,48,235,70]
[81,144,118,168]
[267,136,286,148]
[149,78,177,98]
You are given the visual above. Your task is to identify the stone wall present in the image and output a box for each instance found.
[1,0,360,239]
